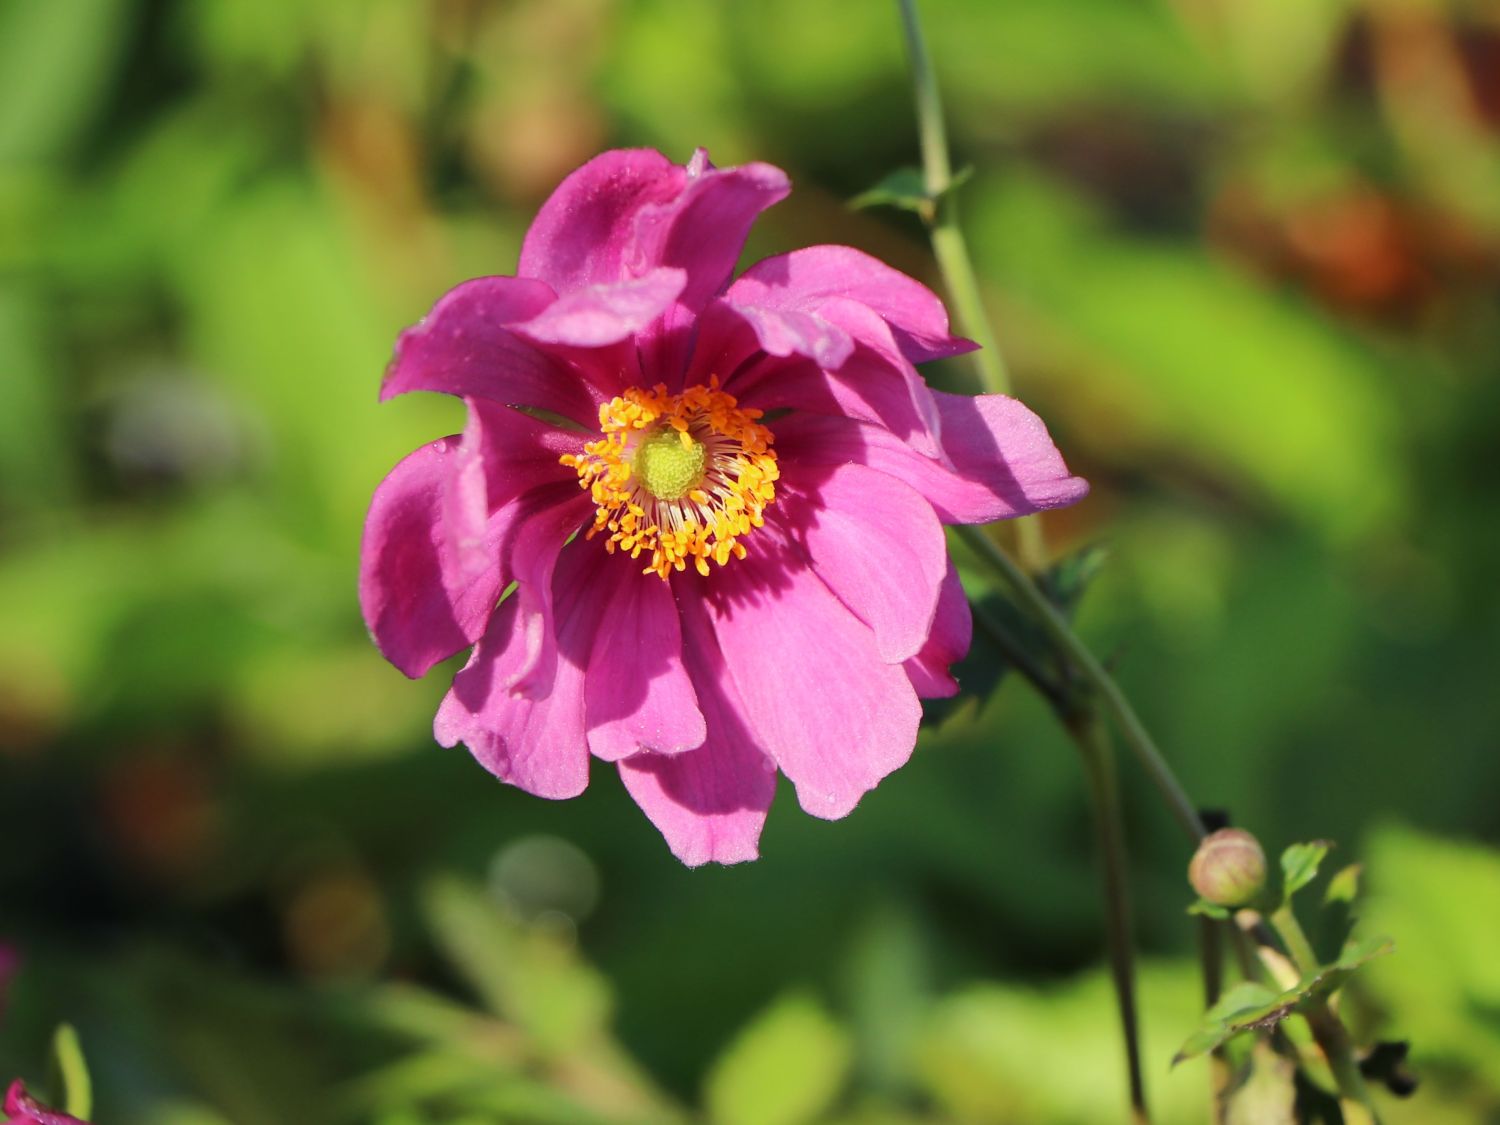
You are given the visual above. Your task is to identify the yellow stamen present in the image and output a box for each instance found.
[560,381,779,580]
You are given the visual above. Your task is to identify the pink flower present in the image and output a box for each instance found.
[361,149,1087,865]
[4,1082,87,1125]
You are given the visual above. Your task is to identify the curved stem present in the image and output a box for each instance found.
[1073,714,1151,1124]
[895,0,1046,572]
[955,523,1206,842]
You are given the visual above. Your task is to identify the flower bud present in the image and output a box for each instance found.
[1189,828,1267,907]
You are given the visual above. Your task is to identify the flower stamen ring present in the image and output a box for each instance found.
[561,379,779,579]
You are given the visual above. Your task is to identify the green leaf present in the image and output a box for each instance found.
[1324,863,1362,906]
[705,993,852,1125]
[48,1023,92,1119]
[850,166,972,217]
[1174,982,1286,1065]
[421,877,612,1056]
[1173,936,1394,1064]
[1280,841,1332,902]
[1187,899,1231,921]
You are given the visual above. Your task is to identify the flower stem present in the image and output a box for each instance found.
[1071,713,1151,1124]
[1266,908,1379,1123]
[1196,918,1231,1124]
[954,523,1206,843]
[894,0,1046,573]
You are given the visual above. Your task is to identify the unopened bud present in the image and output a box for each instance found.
[1189,828,1267,907]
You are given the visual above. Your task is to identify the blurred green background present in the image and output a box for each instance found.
[2,0,1499,1121]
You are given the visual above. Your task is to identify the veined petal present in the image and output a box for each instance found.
[774,391,1088,524]
[706,538,922,820]
[617,590,776,866]
[729,299,944,458]
[519,148,788,316]
[519,150,686,291]
[495,484,594,700]
[359,436,501,679]
[381,276,600,426]
[585,559,707,760]
[903,561,972,698]
[434,542,603,799]
[781,464,947,664]
[726,244,976,363]
[513,268,687,348]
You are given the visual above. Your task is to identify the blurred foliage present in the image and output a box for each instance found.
[2,0,1499,1121]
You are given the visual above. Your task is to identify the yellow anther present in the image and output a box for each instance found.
[562,382,778,581]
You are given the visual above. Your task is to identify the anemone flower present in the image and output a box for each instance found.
[361,148,1087,865]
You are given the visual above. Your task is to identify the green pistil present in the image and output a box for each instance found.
[633,427,707,500]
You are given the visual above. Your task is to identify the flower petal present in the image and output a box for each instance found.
[519,148,789,316]
[781,464,947,664]
[903,561,972,698]
[381,276,601,426]
[434,543,604,799]
[730,299,944,458]
[359,436,502,679]
[585,559,707,760]
[774,391,1088,523]
[725,244,976,363]
[513,268,687,348]
[705,538,922,819]
[616,590,776,866]
[496,484,594,700]
[518,149,686,292]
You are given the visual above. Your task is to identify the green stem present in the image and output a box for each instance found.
[1268,907,1319,978]
[1072,715,1151,1125]
[954,523,1205,842]
[1260,910,1379,1123]
[895,0,1046,572]
[1196,918,1231,1124]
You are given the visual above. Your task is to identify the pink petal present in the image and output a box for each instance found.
[617,590,777,866]
[495,484,594,699]
[3,1080,87,1125]
[730,299,944,458]
[585,559,707,760]
[781,464,947,664]
[519,149,788,315]
[434,543,605,799]
[725,244,976,363]
[518,150,687,292]
[721,302,854,371]
[903,561,972,698]
[705,536,922,819]
[380,276,601,426]
[774,391,1088,524]
[360,405,585,680]
[359,436,503,679]
[513,268,687,348]
[463,400,587,514]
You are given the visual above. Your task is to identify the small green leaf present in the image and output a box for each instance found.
[705,993,852,1125]
[1188,899,1232,920]
[1040,543,1109,619]
[49,1023,92,1119]
[1174,935,1395,1064]
[1280,840,1333,901]
[850,167,928,213]
[1324,863,1362,906]
[1174,982,1286,1065]
[850,166,973,218]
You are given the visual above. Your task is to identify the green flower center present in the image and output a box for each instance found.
[632,426,707,501]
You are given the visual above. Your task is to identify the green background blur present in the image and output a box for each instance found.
[2,0,1499,1122]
